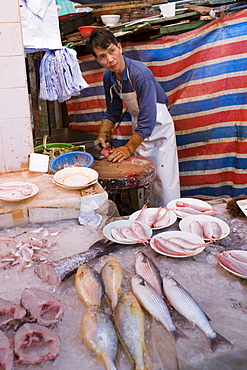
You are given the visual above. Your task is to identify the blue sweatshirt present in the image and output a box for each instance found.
[103,56,168,139]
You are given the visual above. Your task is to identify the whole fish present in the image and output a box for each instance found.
[190,220,204,238]
[176,201,212,212]
[81,306,118,370]
[216,251,247,276]
[114,291,148,370]
[162,275,231,351]
[131,222,150,244]
[34,239,119,285]
[135,251,164,297]
[100,259,123,310]
[75,263,104,307]
[153,208,170,228]
[153,237,195,256]
[111,227,132,243]
[121,226,139,242]
[211,221,222,239]
[168,237,205,250]
[131,275,184,341]
[203,221,213,239]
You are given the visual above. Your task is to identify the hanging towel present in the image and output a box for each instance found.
[39,47,89,103]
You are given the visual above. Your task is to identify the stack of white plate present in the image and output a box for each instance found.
[53,167,98,190]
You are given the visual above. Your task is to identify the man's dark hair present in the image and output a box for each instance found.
[86,28,118,58]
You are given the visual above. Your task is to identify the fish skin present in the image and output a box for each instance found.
[114,291,148,370]
[131,274,184,342]
[135,251,164,297]
[176,201,211,212]
[81,306,118,370]
[162,275,232,351]
[34,239,120,285]
[168,237,205,250]
[100,259,123,310]
[75,264,104,307]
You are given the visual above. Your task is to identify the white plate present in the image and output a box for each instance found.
[179,215,230,241]
[53,167,98,190]
[129,208,177,230]
[0,182,39,202]
[150,230,205,258]
[217,250,247,279]
[53,177,98,190]
[167,197,212,218]
[103,220,152,245]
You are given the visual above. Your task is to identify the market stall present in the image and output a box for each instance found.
[66,8,247,201]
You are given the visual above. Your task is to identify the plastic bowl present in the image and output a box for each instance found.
[49,151,94,173]
[101,15,120,26]
[35,143,74,151]
[78,26,101,38]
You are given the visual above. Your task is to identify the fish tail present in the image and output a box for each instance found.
[172,327,187,342]
[208,332,232,352]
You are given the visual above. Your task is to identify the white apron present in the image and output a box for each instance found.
[115,81,180,207]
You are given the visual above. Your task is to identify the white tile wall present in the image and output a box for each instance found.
[0,0,33,173]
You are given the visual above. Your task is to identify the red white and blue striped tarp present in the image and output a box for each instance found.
[67,9,247,200]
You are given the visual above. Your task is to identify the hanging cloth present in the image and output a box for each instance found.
[39,47,89,103]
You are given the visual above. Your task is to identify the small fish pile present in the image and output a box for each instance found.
[153,235,206,256]
[0,183,33,200]
[134,204,173,228]
[0,227,60,271]
[216,250,247,277]
[0,288,64,367]
[190,219,223,240]
[76,258,123,370]
[169,200,215,218]
[110,221,150,244]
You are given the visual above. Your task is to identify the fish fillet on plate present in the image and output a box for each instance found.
[179,215,230,241]
[0,182,38,202]
[129,207,177,230]
[167,198,213,218]
[150,231,206,258]
[103,220,152,245]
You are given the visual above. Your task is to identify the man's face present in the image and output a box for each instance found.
[93,43,125,75]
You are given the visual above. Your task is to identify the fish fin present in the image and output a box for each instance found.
[208,332,233,352]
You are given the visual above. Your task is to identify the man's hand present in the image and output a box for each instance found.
[107,146,132,162]
[94,134,110,149]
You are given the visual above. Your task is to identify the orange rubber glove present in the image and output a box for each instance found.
[107,133,144,163]
[94,119,114,148]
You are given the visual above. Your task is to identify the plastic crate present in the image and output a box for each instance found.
[59,12,96,35]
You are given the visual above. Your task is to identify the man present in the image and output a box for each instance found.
[86,28,180,206]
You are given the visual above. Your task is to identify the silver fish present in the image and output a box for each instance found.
[100,259,123,310]
[135,251,164,297]
[131,274,183,341]
[162,275,232,351]
[75,263,104,307]
[114,291,148,370]
[35,239,119,285]
[81,306,118,370]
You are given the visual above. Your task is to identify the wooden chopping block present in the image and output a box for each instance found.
[92,155,156,190]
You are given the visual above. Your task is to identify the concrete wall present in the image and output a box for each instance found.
[0,0,33,173]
